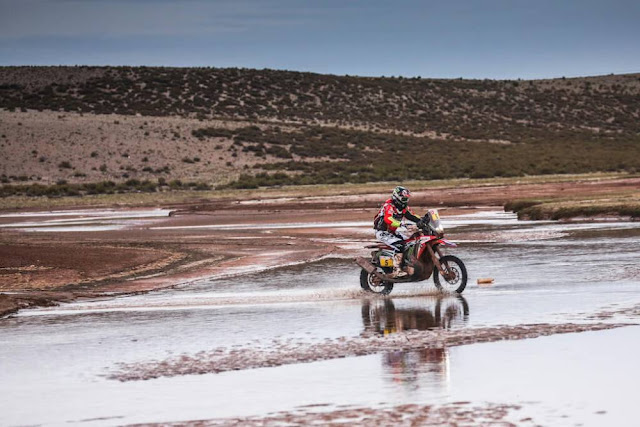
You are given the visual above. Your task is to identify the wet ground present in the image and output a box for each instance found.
[1,211,640,426]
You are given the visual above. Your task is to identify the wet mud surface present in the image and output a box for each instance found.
[585,302,640,320]
[0,243,182,291]
[152,402,526,426]
[2,176,639,317]
[0,207,350,316]
[110,322,626,381]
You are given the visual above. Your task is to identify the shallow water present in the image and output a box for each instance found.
[0,208,171,232]
[1,212,640,426]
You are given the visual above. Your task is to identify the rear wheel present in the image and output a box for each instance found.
[360,269,394,295]
[433,255,467,293]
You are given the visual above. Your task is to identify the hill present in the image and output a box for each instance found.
[1,66,639,193]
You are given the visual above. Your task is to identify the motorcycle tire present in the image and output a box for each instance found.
[360,269,394,295]
[433,255,467,294]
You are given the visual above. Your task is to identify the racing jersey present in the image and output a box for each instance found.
[374,198,421,234]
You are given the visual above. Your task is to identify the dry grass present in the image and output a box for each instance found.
[505,191,640,220]
[0,172,633,211]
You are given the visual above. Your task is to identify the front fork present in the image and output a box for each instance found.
[426,244,454,280]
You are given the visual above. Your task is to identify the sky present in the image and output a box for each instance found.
[0,0,639,79]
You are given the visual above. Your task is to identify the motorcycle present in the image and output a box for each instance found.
[355,209,468,295]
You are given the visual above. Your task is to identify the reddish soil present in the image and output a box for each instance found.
[0,243,176,291]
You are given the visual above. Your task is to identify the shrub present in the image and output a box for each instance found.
[168,179,183,189]
[191,127,233,139]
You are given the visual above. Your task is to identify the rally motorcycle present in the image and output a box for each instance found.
[355,209,467,295]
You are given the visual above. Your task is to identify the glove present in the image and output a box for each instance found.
[405,224,418,233]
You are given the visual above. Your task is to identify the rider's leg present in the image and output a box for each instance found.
[375,231,406,277]
[393,253,406,277]
[375,230,402,248]
[391,241,407,277]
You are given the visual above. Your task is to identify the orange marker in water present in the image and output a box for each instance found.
[477,278,494,286]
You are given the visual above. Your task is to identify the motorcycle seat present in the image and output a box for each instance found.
[365,243,395,249]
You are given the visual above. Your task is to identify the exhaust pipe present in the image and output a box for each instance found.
[355,256,377,273]
[355,257,393,281]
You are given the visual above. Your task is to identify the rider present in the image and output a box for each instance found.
[374,186,423,277]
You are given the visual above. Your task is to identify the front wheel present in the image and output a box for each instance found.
[433,255,467,294]
[360,269,394,295]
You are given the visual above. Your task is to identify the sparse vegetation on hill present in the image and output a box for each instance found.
[1,66,639,191]
[2,66,640,139]
[206,125,640,188]
[0,178,211,198]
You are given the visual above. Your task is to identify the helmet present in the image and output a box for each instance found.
[391,186,411,209]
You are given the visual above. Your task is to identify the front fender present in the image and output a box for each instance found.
[435,238,457,247]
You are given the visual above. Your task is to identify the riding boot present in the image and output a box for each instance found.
[393,253,407,277]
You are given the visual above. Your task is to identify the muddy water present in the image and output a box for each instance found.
[1,212,640,426]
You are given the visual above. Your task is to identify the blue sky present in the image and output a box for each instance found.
[1,0,639,79]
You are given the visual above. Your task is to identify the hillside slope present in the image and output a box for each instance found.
[1,66,639,190]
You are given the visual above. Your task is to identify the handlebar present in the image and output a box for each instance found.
[417,213,443,237]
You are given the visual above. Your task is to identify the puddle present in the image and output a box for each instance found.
[0,208,171,232]
[1,325,636,426]
[148,211,521,232]
[0,208,172,219]
[19,224,129,232]
[151,221,372,231]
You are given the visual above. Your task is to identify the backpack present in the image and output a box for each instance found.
[373,206,386,230]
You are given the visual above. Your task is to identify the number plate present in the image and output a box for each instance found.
[430,210,440,221]
[380,256,394,267]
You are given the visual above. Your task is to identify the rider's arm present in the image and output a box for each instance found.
[383,204,401,228]
[404,209,421,223]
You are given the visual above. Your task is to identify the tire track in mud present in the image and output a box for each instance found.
[108,322,628,382]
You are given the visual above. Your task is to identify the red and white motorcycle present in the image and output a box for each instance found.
[356,210,468,295]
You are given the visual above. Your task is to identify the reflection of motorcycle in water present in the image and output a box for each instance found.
[361,294,469,335]
[356,209,468,295]
[361,295,469,388]
[384,348,448,387]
